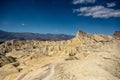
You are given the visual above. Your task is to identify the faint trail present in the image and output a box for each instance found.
[15,63,56,80]
[42,64,56,80]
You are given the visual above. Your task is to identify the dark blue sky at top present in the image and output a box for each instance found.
[0,0,120,35]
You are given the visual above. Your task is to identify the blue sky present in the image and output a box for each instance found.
[0,0,120,35]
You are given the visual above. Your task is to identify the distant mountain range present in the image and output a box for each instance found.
[0,30,74,41]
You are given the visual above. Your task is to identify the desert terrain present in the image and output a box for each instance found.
[0,30,120,80]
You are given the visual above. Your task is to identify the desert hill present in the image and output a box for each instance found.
[0,30,120,80]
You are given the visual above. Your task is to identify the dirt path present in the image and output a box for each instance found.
[15,63,56,80]
[42,64,56,80]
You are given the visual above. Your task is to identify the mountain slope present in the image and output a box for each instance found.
[0,30,74,41]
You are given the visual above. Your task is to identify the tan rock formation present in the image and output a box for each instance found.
[0,30,120,80]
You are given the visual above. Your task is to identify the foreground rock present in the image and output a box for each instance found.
[0,30,120,80]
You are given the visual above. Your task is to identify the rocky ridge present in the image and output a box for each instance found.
[0,30,120,80]
[114,31,120,40]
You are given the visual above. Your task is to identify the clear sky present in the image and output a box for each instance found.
[0,0,120,35]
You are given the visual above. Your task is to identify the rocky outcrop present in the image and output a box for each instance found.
[0,55,17,67]
[113,31,120,40]
[0,30,120,80]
